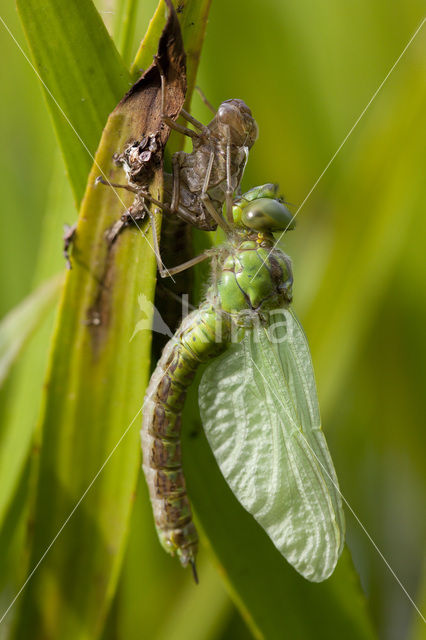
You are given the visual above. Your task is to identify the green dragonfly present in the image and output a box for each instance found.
[141,184,345,583]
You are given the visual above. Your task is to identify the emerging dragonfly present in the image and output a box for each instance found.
[141,184,345,583]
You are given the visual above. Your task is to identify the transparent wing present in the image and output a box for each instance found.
[199,308,345,582]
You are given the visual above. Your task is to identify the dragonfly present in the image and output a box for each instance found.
[141,184,345,583]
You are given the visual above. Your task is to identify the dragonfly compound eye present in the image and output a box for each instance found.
[241,198,295,232]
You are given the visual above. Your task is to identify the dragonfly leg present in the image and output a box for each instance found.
[200,193,230,233]
[131,200,199,282]
[170,154,182,212]
[163,116,201,140]
[200,149,231,233]
[172,201,217,231]
[190,559,199,584]
[179,108,210,138]
[159,251,213,278]
[209,252,220,301]
[119,198,193,281]
[194,86,216,114]
[140,204,171,277]
[164,165,216,232]
[224,124,234,224]
[105,205,149,244]
[95,176,138,194]
[63,222,77,270]
[141,186,206,230]
[96,176,151,243]
[146,187,215,277]
[137,190,173,215]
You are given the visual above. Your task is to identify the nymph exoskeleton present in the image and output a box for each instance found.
[99,64,258,276]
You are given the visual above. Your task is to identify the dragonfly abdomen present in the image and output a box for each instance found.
[141,305,230,570]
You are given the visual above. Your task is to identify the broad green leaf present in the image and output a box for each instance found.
[12,5,186,638]
[0,274,61,565]
[0,275,62,388]
[199,311,345,583]
[17,0,132,204]
[0,464,31,628]
[0,158,74,532]
[13,124,153,640]
[112,0,139,66]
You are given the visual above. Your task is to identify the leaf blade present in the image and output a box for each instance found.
[0,275,62,388]
[16,0,132,203]
[12,7,186,638]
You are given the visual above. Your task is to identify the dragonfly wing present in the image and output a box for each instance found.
[199,308,345,582]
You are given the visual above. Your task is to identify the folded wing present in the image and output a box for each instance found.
[199,308,345,581]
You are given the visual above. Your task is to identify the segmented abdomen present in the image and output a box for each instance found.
[141,304,230,571]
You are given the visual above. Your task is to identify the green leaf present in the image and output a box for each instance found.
[112,0,139,66]
[13,120,154,640]
[0,157,74,537]
[0,275,62,388]
[0,160,71,572]
[12,4,186,638]
[17,0,132,204]
[0,275,62,551]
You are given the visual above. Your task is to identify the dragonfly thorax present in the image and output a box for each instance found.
[213,240,293,316]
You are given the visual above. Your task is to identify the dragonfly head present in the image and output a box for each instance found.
[215,99,258,149]
[232,185,295,234]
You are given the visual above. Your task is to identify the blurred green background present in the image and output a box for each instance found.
[0,1,425,639]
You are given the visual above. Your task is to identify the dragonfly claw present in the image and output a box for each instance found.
[189,558,199,585]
